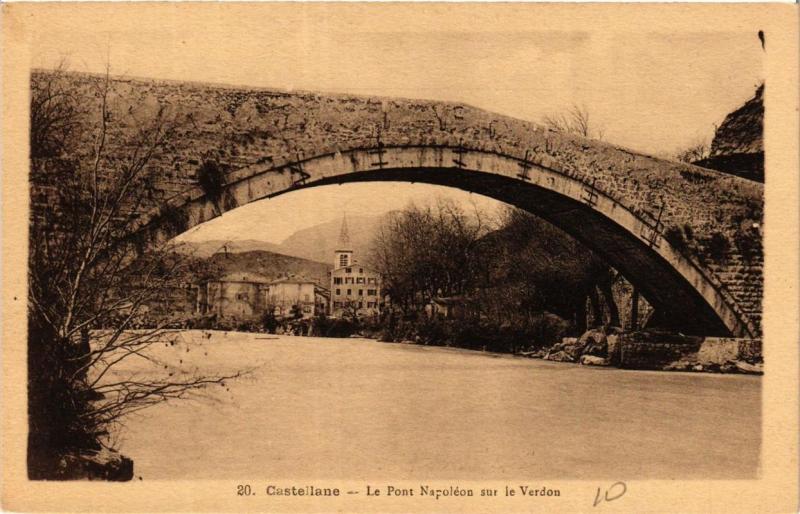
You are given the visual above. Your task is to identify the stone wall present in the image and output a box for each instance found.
[617,332,763,372]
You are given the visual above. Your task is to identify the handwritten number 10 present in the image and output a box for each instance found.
[593,482,626,507]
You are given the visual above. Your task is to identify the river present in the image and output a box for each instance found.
[115,331,760,480]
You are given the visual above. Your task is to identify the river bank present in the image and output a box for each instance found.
[514,327,763,374]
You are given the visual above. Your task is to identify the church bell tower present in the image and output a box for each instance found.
[334,213,353,269]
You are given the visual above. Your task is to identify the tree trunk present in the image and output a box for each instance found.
[588,288,603,327]
[574,295,587,334]
[599,282,620,328]
[630,287,640,330]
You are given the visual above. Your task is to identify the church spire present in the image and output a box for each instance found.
[337,213,352,250]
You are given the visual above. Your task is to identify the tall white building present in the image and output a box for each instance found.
[329,214,382,318]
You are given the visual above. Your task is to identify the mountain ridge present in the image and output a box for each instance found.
[178,249,333,287]
[176,213,389,266]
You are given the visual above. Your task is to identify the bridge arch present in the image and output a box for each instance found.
[141,144,757,338]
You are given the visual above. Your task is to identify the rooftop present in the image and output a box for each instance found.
[215,272,272,284]
[269,276,318,285]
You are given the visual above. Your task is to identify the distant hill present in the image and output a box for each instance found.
[277,214,387,266]
[177,213,389,266]
[174,239,285,259]
[177,250,332,286]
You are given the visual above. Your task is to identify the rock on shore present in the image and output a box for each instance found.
[521,328,762,374]
[57,448,134,481]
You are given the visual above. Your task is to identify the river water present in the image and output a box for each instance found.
[116,331,760,480]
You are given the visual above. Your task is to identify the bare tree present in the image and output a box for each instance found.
[29,62,84,158]
[339,299,362,321]
[370,198,491,314]
[28,68,243,480]
[674,137,711,164]
[543,103,605,140]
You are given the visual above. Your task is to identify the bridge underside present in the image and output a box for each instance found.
[283,168,732,337]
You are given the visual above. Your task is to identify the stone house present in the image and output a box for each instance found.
[196,272,328,321]
[266,276,329,319]
[196,272,271,320]
[425,296,473,320]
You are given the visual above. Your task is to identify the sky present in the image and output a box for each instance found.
[176,183,504,244]
[24,5,765,243]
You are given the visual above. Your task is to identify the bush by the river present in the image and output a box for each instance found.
[183,313,365,339]
[375,311,571,354]
[172,310,575,357]
[309,316,358,338]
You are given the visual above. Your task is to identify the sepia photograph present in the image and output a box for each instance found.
[2,3,798,512]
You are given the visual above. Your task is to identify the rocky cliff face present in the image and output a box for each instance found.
[696,84,764,182]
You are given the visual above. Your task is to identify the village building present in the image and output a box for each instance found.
[266,276,329,319]
[329,215,382,318]
[196,272,271,320]
[425,295,474,320]
[196,272,328,321]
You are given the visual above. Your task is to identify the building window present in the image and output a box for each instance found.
[339,254,348,267]
[358,289,363,296]
[334,277,342,285]
[303,305,312,313]
[345,277,354,284]
[336,289,341,295]
[345,267,352,273]
[367,289,377,296]
[347,289,352,295]
[356,277,365,284]
[334,301,341,308]
[359,268,363,273]
[358,301,363,308]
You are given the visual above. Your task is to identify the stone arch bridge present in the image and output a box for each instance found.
[31,72,764,338]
